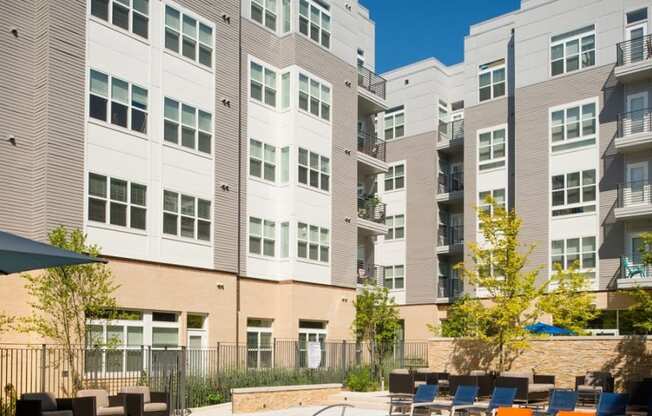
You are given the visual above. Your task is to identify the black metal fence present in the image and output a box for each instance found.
[357,65,387,99]
[356,261,384,286]
[357,130,386,161]
[438,277,464,299]
[617,180,652,208]
[357,198,386,224]
[438,225,464,247]
[438,119,465,144]
[617,108,652,138]
[438,172,464,194]
[0,341,428,414]
[616,33,652,66]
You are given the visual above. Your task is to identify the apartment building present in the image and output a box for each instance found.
[0,0,390,362]
[376,0,652,339]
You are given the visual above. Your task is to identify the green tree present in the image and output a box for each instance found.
[21,227,118,394]
[430,295,487,338]
[352,285,401,381]
[638,232,652,266]
[623,288,652,334]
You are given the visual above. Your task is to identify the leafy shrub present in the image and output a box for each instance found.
[207,391,225,404]
[345,367,378,392]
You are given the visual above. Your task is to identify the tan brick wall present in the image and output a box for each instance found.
[429,337,652,389]
[231,385,342,413]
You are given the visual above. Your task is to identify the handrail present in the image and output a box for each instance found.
[357,130,386,161]
[357,65,386,99]
[617,108,652,138]
[357,261,384,285]
[438,119,465,143]
[357,198,386,223]
[616,33,652,66]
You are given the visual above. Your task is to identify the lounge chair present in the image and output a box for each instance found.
[76,389,130,416]
[408,385,440,416]
[411,385,479,416]
[596,393,628,416]
[118,386,170,416]
[534,389,577,416]
[450,374,494,398]
[575,372,613,405]
[623,257,646,279]
[465,387,518,416]
[495,372,555,404]
[16,392,92,416]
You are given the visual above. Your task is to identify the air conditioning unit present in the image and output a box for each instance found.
[587,329,619,336]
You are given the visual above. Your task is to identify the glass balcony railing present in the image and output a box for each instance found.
[617,108,652,138]
[357,130,386,161]
[617,34,652,67]
[357,198,386,224]
[357,65,386,99]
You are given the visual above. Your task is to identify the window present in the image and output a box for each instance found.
[478,59,505,102]
[478,127,506,170]
[250,61,277,107]
[627,8,648,25]
[299,0,330,48]
[298,148,330,192]
[249,139,276,182]
[298,74,331,121]
[385,215,405,240]
[89,69,148,134]
[247,319,273,369]
[163,98,212,154]
[478,189,506,227]
[251,0,277,30]
[281,73,291,110]
[88,173,147,230]
[550,25,595,76]
[280,222,289,258]
[281,147,290,183]
[249,217,275,257]
[384,109,405,140]
[297,222,329,263]
[298,321,326,367]
[91,0,149,39]
[163,191,211,241]
[384,265,405,290]
[550,101,597,152]
[164,5,213,68]
[385,164,405,191]
[551,170,596,216]
[551,236,597,271]
[282,0,291,33]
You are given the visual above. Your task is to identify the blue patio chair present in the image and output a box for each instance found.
[411,385,479,416]
[543,390,577,416]
[623,257,646,279]
[465,387,517,416]
[596,392,628,416]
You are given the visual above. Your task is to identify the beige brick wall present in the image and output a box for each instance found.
[231,384,342,413]
[429,337,652,389]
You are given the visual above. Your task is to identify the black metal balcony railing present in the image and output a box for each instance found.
[438,277,463,298]
[438,224,464,247]
[357,261,384,285]
[357,198,386,223]
[617,108,652,138]
[617,34,652,67]
[438,171,464,194]
[357,130,386,161]
[617,180,652,208]
[357,65,386,100]
[438,119,465,143]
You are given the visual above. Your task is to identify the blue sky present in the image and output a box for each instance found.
[359,0,521,73]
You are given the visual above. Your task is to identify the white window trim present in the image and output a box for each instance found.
[297,222,330,264]
[550,169,597,217]
[163,4,214,69]
[383,264,405,291]
[385,214,406,241]
[248,216,276,258]
[247,320,274,369]
[550,236,597,274]
[549,25,596,78]
[162,189,213,243]
[163,96,213,156]
[298,0,331,49]
[87,172,148,233]
[249,58,279,109]
[478,62,506,103]
[384,163,406,192]
[249,139,278,183]
[548,97,599,154]
[88,0,150,41]
[384,110,405,141]
[298,73,332,122]
[250,0,278,32]
[476,124,507,172]
[297,147,330,193]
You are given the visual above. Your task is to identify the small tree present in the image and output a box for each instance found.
[0,312,13,336]
[352,285,401,381]
[623,288,652,334]
[429,295,487,338]
[21,227,118,393]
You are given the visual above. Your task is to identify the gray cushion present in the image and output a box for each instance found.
[43,411,73,416]
[391,369,410,374]
[97,406,125,416]
[577,385,603,393]
[21,393,57,411]
[529,383,554,393]
[77,389,109,409]
[120,386,151,403]
[144,402,167,412]
[502,372,533,384]
[470,370,486,376]
[585,372,610,386]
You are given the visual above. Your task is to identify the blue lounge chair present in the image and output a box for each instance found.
[535,389,577,416]
[623,257,646,279]
[465,387,518,416]
[411,385,479,416]
[596,392,628,416]
[391,384,439,416]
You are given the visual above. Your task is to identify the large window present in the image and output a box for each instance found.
[551,170,596,216]
[384,109,405,140]
[250,62,277,107]
[247,319,273,369]
[163,191,211,241]
[478,127,506,171]
[91,0,149,39]
[298,148,330,192]
[164,5,213,68]
[163,98,212,154]
[88,173,147,231]
[249,217,275,257]
[249,139,276,182]
[298,321,326,368]
[385,164,405,191]
[478,189,506,228]
[384,265,405,290]
[297,222,329,263]
[89,69,148,134]
[551,236,597,271]
[550,25,595,77]
[298,74,331,121]
[251,0,277,31]
[299,0,330,48]
[385,215,405,240]
[478,59,505,102]
[550,101,597,152]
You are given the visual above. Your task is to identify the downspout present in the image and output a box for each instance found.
[235,0,243,350]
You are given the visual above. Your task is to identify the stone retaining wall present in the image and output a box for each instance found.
[428,336,652,389]
[230,383,342,413]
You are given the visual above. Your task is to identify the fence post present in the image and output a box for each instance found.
[40,344,47,392]
[147,346,152,385]
[273,338,276,369]
[216,342,220,375]
[295,341,300,369]
[341,340,347,371]
[179,346,187,412]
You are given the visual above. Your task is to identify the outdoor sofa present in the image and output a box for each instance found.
[449,374,494,398]
[118,386,170,416]
[495,372,555,404]
[17,392,92,416]
[574,371,614,404]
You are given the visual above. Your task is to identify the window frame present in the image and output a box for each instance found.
[163,96,213,155]
[383,265,405,290]
[549,98,598,153]
[477,125,507,171]
[385,214,405,241]
[478,60,506,103]
[384,163,405,192]
[246,319,273,369]
[297,147,330,192]
[90,0,150,40]
[298,73,331,122]
[162,190,212,242]
[249,60,278,108]
[87,172,147,232]
[299,0,331,49]
[297,222,329,263]
[384,110,405,140]
[248,217,276,257]
[249,139,277,183]
[250,0,278,32]
[551,236,597,273]
[551,169,597,217]
[550,26,596,78]
[164,4,214,69]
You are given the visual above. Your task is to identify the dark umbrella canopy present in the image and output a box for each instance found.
[526,322,574,336]
[0,230,106,275]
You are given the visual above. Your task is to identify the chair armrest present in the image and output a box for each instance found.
[495,376,529,401]
[69,397,96,416]
[575,376,585,389]
[16,399,42,416]
[119,393,144,416]
[534,375,555,385]
[109,394,126,407]
[150,391,169,404]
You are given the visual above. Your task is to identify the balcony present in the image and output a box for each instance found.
[615,34,652,82]
[436,224,464,255]
[617,257,652,289]
[436,172,464,203]
[614,108,652,152]
[357,130,389,175]
[614,180,652,220]
[437,119,464,152]
[437,277,464,300]
[357,261,384,286]
[357,65,388,115]
[357,198,388,236]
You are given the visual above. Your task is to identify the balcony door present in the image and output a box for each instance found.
[625,23,647,64]
[626,92,648,135]
[626,162,649,206]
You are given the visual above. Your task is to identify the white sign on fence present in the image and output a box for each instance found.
[307,341,322,369]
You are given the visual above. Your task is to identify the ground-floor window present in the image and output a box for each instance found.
[247,319,273,369]
[298,320,327,368]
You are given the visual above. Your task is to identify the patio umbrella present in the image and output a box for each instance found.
[0,230,106,275]
[526,322,574,336]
